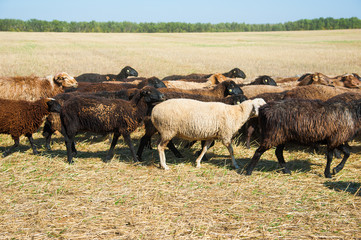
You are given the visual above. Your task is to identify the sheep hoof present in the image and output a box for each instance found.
[332,167,341,175]
[103,158,112,163]
[67,160,74,164]
[282,168,291,174]
[324,173,332,178]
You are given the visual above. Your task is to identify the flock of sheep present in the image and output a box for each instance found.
[1,66,361,178]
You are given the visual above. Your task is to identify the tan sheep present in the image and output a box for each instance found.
[151,98,267,170]
[0,72,78,101]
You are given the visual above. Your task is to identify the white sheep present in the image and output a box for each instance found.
[151,98,267,170]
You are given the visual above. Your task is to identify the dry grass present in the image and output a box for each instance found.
[0,30,361,239]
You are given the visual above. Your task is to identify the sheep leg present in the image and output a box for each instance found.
[245,146,268,175]
[26,133,38,155]
[246,125,255,149]
[195,140,212,168]
[324,149,334,178]
[275,144,290,174]
[167,140,184,158]
[332,144,350,175]
[137,134,152,161]
[64,136,75,164]
[122,133,139,163]
[3,138,20,157]
[225,143,239,169]
[158,139,170,170]
[105,132,120,162]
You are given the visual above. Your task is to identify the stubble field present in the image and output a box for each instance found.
[0,30,361,239]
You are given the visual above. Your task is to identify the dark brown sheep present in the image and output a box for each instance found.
[42,88,139,150]
[162,68,246,80]
[75,66,138,82]
[60,86,165,164]
[0,72,78,101]
[0,98,61,156]
[245,98,361,178]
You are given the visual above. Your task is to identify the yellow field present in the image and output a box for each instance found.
[0,30,361,239]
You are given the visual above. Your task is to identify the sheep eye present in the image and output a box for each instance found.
[236,101,240,104]
[265,79,268,82]
[229,89,233,92]
[127,70,130,73]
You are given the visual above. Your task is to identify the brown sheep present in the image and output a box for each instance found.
[0,98,61,156]
[73,77,166,93]
[0,72,78,101]
[283,84,357,101]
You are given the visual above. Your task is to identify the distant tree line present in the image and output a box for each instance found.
[0,17,360,33]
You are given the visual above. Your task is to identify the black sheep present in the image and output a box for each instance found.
[60,86,165,164]
[43,88,139,150]
[245,98,361,178]
[162,68,246,80]
[75,66,138,82]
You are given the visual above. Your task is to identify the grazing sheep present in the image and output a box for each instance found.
[0,98,61,156]
[151,98,266,170]
[245,98,361,178]
[162,73,228,89]
[60,86,165,164]
[0,72,78,101]
[75,66,138,82]
[74,77,166,93]
[137,93,248,160]
[162,68,246,80]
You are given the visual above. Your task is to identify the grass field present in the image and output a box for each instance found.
[0,30,361,239]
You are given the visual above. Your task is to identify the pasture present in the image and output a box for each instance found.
[0,30,361,239]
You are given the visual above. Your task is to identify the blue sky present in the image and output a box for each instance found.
[0,0,360,24]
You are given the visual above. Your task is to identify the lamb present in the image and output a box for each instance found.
[162,68,246,80]
[75,66,138,82]
[60,86,165,164]
[136,93,248,160]
[245,98,361,178]
[73,77,166,93]
[0,72,78,101]
[151,98,266,170]
[0,98,61,157]
[162,73,228,89]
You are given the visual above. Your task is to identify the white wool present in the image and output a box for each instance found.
[151,98,266,170]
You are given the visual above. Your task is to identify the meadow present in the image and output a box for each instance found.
[0,30,361,239]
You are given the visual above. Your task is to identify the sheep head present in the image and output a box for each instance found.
[297,73,333,86]
[341,74,361,88]
[147,77,167,88]
[222,80,244,96]
[250,98,267,117]
[120,66,138,78]
[53,72,78,88]
[228,68,246,79]
[140,86,165,104]
[44,98,61,113]
[252,75,277,86]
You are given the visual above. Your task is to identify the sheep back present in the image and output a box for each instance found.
[258,99,361,149]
